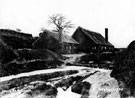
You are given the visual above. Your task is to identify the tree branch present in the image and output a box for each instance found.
[48,13,74,32]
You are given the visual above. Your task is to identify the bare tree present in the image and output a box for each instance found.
[48,14,74,53]
[48,14,74,43]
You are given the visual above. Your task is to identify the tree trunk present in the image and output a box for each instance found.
[59,29,63,53]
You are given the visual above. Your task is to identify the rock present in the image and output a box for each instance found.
[71,81,91,95]
[97,90,111,98]
[27,83,58,97]
[77,54,97,64]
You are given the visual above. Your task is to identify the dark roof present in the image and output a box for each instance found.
[0,29,33,39]
[76,26,113,46]
[44,29,79,44]
[0,29,34,49]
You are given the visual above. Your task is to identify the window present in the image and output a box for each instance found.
[69,46,71,50]
[101,46,104,50]
[109,47,111,50]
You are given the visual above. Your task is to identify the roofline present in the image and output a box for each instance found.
[75,26,114,47]
[0,29,32,36]
[32,29,79,46]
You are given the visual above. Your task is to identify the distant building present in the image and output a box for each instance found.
[72,26,114,53]
[32,29,79,54]
[0,29,33,49]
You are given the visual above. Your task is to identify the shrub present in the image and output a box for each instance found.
[0,39,17,64]
[111,40,135,97]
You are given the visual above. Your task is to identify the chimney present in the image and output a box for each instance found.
[105,28,108,42]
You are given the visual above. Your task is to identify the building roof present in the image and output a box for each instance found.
[0,29,33,39]
[75,26,113,46]
[0,29,33,49]
[44,29,79,44]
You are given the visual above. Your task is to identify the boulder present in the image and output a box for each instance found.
[27,83,58,97]
[71,81,91,95]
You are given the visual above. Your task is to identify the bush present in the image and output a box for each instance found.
[0,39,17,64]
[77,54,97,64]
[111,40,135,97]
[1,59,62,77]
[0,49,64,77]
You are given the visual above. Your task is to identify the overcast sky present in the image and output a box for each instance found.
[0,0,135,48]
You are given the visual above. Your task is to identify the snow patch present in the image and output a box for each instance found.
[57,87,81,98]
[0,66,89,82]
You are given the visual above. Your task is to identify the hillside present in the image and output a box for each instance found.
[0,49,64,77]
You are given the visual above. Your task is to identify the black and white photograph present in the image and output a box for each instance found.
[0,0,135,98]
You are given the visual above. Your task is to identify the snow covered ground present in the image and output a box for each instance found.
[63,53,86,64]
[0,66,121,98]
[0,66,89,82]
[0,54,121,98]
